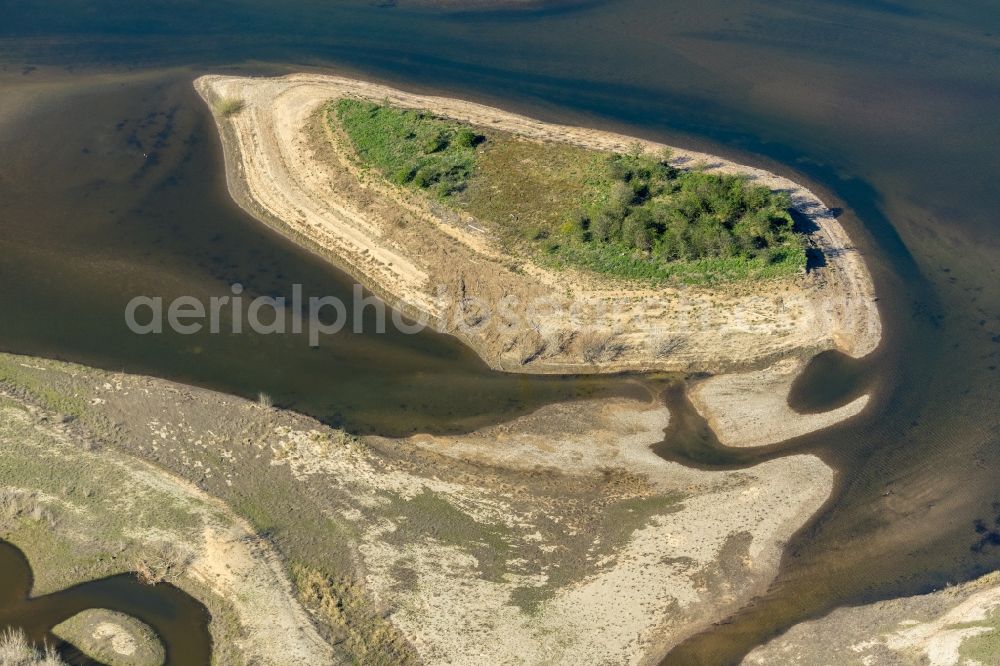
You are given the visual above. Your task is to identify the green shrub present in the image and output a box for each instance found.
[557,152,805,281]
[214,97,245,117]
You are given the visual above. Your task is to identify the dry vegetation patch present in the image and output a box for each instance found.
[0,628,65,666]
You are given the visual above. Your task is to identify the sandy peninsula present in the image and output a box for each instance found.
[194,73,880,377]
[688,356,870,447]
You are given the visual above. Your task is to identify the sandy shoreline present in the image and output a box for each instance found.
[194,73,881,377]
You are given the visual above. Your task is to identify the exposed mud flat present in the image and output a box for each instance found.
[194,73,880,376]
[375,400,833,662]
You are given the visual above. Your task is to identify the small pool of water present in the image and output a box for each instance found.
[0,541,211,665]
[788,350,876,413]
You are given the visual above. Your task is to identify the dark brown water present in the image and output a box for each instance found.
[0,541,211,665]
[0,69,638,436]
[0,0,998,664]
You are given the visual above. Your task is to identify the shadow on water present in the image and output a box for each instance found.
[652,382,764,470]
[0,541,211,665]
[651,365,874,472]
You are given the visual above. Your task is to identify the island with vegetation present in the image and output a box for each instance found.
[197,74,879,375]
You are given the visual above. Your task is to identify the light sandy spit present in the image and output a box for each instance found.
[194,73,880,376]
[689,356,870,447]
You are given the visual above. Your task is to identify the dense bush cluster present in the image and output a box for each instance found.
[564,152,804,266]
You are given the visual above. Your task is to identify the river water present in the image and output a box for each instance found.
[1,0,998,663]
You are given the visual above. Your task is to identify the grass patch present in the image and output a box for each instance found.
[0,357,87,417]
[0,404,202,594]
[334,99,481,199]
[214,97,244,117]
[510,492,683,614]
[455,135,610,239]
[332,101,807,285]
[958,607,1000,663]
